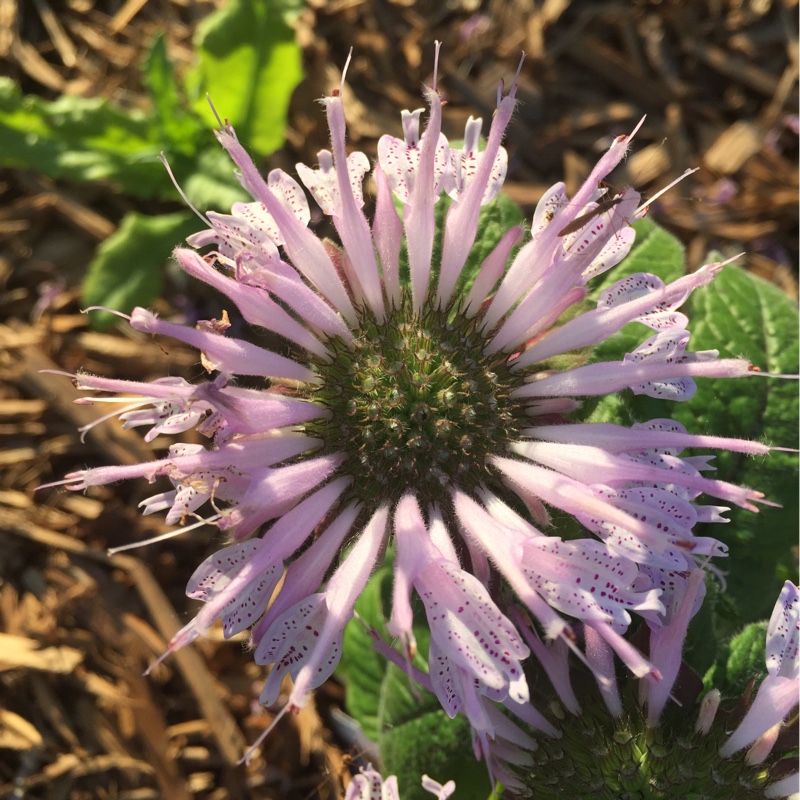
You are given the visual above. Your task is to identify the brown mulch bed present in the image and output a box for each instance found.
[1,1,797,798]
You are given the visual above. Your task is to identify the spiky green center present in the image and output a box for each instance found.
[307,298,530,507]
[525,691,777,799]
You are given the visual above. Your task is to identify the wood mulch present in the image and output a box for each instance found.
[0,1,797,798]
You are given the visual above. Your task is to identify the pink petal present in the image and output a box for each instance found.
[767,581,800,680]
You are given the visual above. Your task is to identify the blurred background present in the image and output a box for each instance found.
[0,1,797,798]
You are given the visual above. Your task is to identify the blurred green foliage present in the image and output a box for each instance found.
[0,0,304,327]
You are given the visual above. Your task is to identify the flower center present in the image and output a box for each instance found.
[307,296,531,507]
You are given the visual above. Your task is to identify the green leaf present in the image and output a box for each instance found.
[671,265,799,631]
[82,211,199,329]
[724,620,769,692]
[488,784,507,800]
[703,620,768,697]
[181,147,250,211]
[187,0,303,157]
[142,33,201,154]
[380,690,488,800]
[0,77,172,197]
[453,192,526,297]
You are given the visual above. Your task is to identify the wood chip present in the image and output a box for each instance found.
[0,709,44,750]
[110,0,152,34]
[0,446,37,465]
[566,34,672,108]
[165,719,212,740]
[1,506,105,559]
[12,345,155,466]
[59,494,104,519]
[0,0,16,58]
[0,632,83,673]
[33,753,156,784]
[0,421,46,435]
[0,325,42,348]
[78,670,131,703]
[683,39,777,96]
[77,331,164,359]
[49,314,90,333]
[10,39,65,92]
[32,0,78,67]
[624,142,672,185]
[68,20,138,68]
[29,673,83,750]
[704,121,764,174]
[0,489,31,508]
[0,399,47,418]
[14,180,117,241]
[126,666,194,800]
[113,553,251,773]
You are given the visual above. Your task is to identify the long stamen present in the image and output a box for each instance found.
[633,167,700,219]
[159,153,213,230]
[107,515,219,555]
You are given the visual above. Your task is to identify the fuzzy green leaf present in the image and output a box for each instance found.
[188,0,303,157]
[0,77,172,197]
[82,211,198,329]
[453,192,526,296]
[704,621,768,697]
[142,33,201,154]
[724,621,769,692]
[581,226,797,667]
[671,266,799,631]
[380,688,488,800]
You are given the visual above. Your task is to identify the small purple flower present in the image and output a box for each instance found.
[44,47,780,757]
[345,765,455,800]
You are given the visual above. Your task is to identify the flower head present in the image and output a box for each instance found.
[45,48,778,761]
[502,580,799,797]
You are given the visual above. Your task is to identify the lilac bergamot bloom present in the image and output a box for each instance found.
[43,48,781,756]
[498,578,798,798]
[346,765,454,800]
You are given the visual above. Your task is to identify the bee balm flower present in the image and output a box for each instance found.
[45,48,776,745]
[507,579,799,797]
